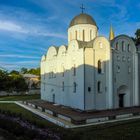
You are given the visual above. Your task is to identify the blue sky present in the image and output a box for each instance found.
[0,0,140,71]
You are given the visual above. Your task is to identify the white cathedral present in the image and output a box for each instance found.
[41,12,139,111]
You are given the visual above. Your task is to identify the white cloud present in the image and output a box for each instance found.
[0,54,40,59]
[0,20,28,33]
[0,60,40,71]
[0,19,66,39]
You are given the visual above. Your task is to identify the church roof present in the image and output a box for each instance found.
[69,13,97,27]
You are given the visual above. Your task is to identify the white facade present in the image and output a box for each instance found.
[41,13,139,111]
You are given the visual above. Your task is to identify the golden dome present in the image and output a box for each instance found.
[69,13,97,27]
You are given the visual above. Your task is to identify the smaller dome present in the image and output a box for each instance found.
[69,13,97,27]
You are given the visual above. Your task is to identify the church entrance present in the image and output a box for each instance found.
[119,94,124,107]
[117,85,129,108]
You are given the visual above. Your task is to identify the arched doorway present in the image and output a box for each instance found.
[117,85,129,108]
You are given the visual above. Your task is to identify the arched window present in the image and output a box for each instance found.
[128,44,130,52]
[99,42,103,48]
[122,41,125,51]
[62,81,64,91]
[73,64,76,76]
[73,82,76,93]
[98,60,102,74]
[75,31,77,40]
[117,65,120,73]
[90,30,92,40]
[83,30,85,41]
[116,42,119,50]
[97,81,102,93]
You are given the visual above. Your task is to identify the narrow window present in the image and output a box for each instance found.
[97,81,102,93]
[98,60,102,74]
[128,66,131,73]
[117,65,120,73]
[73,64,76,76]
[73,82,76,93]
[75,31,77,40]
[83,30,85,41]
[128,44,130,52]
[122,41,125,51]
[88,87,91,92]
[62,82,64,91]
[99,42,103,48]
[90,30,92,40]
[62,66,64,77]
[116,42,119,50]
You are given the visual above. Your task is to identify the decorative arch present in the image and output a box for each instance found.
[117,85,130,108]
[47,46,58,59]
[117,85,129,94]
[58,45,67,56]
[111,35,136,53]
[92,36,110,51]
[67,40,79,52]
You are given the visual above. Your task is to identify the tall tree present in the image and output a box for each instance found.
[135,29,140,45]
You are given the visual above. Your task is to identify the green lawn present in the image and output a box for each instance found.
[0,103,59,129]
[1,103,140,140]
[0,94,40,101]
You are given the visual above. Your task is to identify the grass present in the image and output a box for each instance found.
[0,103,59,129]
[1,103,140,139]
[0,94,40,101]
[0,103,67,139]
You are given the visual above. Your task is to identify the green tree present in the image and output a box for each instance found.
[135,29,140,45]
[0,69,28,92]
[20,67,28,74]
[27,68,40,76]
[10,70,19,75]
[0,70,9,90]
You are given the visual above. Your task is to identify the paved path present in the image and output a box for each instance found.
[15,101,140,128]
[2,101,140,128]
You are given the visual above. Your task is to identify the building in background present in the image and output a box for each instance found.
[23,74,40,94]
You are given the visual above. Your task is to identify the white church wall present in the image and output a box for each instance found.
[112,35,138,108]
[41,55,46,100]
[84,48,95,110]
[92,37,112,110]
[41,40,85,110]
[68,24,98,42]
[66,40,85,110]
